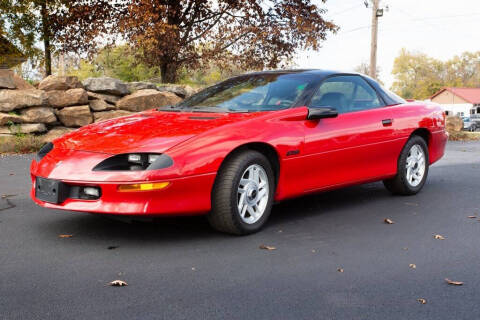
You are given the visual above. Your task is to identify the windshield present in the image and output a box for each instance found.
[176,73,318,112]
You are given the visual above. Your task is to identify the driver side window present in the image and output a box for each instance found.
[310,75,382,114]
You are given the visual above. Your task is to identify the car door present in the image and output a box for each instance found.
[302,75,397,192]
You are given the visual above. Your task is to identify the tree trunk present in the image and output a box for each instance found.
[41,0,52,76]
[160,62,178,83]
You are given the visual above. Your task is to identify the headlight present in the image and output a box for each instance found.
[148,154,160,164]
[36,142,54,162]
[93,153,173,171]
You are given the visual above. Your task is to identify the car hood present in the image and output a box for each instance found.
[54,110,262,154]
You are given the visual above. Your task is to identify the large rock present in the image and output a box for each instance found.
[127,82,158,92]
[0,123,47,134]
[117,90,182,112]
[56,105,93,127]
[0,89,48,112]
[0,112,24,125]
[89,99,116,111]
[446,116,463,132]
[82,77,129,96]
[38,75,83,91]
[20,107,57,124]
[87,91,122,104]
[156,84,196,99]
[12,73,35,90]
[40,127,75,143]
[93,110,133,122]
[46,88,89,108]
[0,70,16,89]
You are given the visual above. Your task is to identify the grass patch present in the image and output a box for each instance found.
[0,134,44,154]
[448,131,480,141]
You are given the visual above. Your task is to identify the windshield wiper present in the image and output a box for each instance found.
[157,105,249,113]
[189,106,249,113]
[157,105,191,112]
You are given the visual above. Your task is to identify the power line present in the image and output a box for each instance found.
[395,7,441,31]
[406,12,480,21]
[338,25,371,35]
[330,4,362,16]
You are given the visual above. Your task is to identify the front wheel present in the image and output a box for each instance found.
[208,150,275,235]
[383,136,429,195]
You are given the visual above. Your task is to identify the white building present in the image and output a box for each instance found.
[430,87,480,117]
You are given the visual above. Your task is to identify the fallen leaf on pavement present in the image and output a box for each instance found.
[337,268,344,273]
[1,194,16,199]
[409,264,416,269]
[417,298,427,304]
[467,216,477,219]
[384,218,395,224]
[109,280,128,287]
[311,249,316,253]
[191,267,196,271]
[402,247,408,251]
[259,244,276,251]
[58,234,73,238]
[434,234,445,240]
[107,246,119,250]
[445,278,463,286]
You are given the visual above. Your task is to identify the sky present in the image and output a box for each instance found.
[295,0,480,88]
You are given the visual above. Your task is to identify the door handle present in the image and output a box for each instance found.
[382,119,393,126]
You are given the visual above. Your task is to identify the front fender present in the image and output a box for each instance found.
[166,107,308,178]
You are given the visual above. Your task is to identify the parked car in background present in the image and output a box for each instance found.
[468,109,480,131]
[30,70,448,235]
[463,117,477,131]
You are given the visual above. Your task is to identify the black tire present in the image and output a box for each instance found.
[383,135,429,195]
[208,150,275,235]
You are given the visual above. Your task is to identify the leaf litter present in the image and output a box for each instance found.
[108,280,128,287]
[259,244,276,251]
[445,278,464,286]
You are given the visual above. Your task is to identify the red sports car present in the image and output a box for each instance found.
[31,70,447,234]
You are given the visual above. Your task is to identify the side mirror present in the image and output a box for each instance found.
[307,107,338,120]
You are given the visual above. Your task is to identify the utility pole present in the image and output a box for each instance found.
[369,0,380,79]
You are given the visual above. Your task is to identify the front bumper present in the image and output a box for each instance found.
[30,147,217,216]
[30,173,216,216]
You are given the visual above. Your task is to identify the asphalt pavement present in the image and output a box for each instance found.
[0,141,479,320]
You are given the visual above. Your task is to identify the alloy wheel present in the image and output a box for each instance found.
[405,144,426,187]
[237,164,269,224]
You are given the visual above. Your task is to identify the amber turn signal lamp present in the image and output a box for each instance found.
[117,182,170,192]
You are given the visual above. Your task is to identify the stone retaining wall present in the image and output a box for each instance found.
[0,71,195,142]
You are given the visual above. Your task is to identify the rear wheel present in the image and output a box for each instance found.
[208,150,275,235]
[383,136,429,195]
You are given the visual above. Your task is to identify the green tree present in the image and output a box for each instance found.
[444,51,480,88]
[391,49,480,100]
[0,0,46,72]
[68,45,162,82]
[0,0,119,76]
[391,48,445,99]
